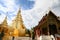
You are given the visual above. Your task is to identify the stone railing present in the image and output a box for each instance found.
[3,36,12,40]
[14,37,32,40]
[37,35,55,40]
[3,36,32,40]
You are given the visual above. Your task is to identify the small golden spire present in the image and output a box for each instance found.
[2,16,8,27]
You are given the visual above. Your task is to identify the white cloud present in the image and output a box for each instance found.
[0,0,60,29]
[4,0,18,12]
[0,14,5,24]
[0,0,18,25]
[0,4,7,13]
[21,0,60,29]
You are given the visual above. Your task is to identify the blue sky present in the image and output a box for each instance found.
[0,0,60,29]
[15,0,35,10]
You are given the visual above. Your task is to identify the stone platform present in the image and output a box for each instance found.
[37,35,55,40]
[3,36,32,40]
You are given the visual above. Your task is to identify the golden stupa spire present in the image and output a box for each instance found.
[12,8,26,37]
[13,8,25,29]
[2,16,8,27]
[16,8,22,23]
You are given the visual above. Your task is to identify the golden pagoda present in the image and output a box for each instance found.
[12,8,26,37]
[1,16,8,27]
[1,16,9,35]
[0,16,10,40]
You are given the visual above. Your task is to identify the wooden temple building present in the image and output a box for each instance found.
[34,10,60,37]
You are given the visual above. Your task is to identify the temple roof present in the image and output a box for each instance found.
[34,10,60,29]
[39,10,59,24]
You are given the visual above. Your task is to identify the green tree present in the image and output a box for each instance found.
[26,29,31,37]
[31,27,35,40]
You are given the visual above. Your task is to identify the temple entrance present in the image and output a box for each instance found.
[42,27,48,35]
[49,24,57,35]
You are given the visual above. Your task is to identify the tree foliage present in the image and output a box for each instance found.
[31,27,35,40]
[26,29,31,37]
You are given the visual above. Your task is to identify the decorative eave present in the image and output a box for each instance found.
[34,10,60,29]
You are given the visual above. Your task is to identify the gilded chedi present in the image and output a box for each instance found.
[0,8,26,37]
[12,9,26,37]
